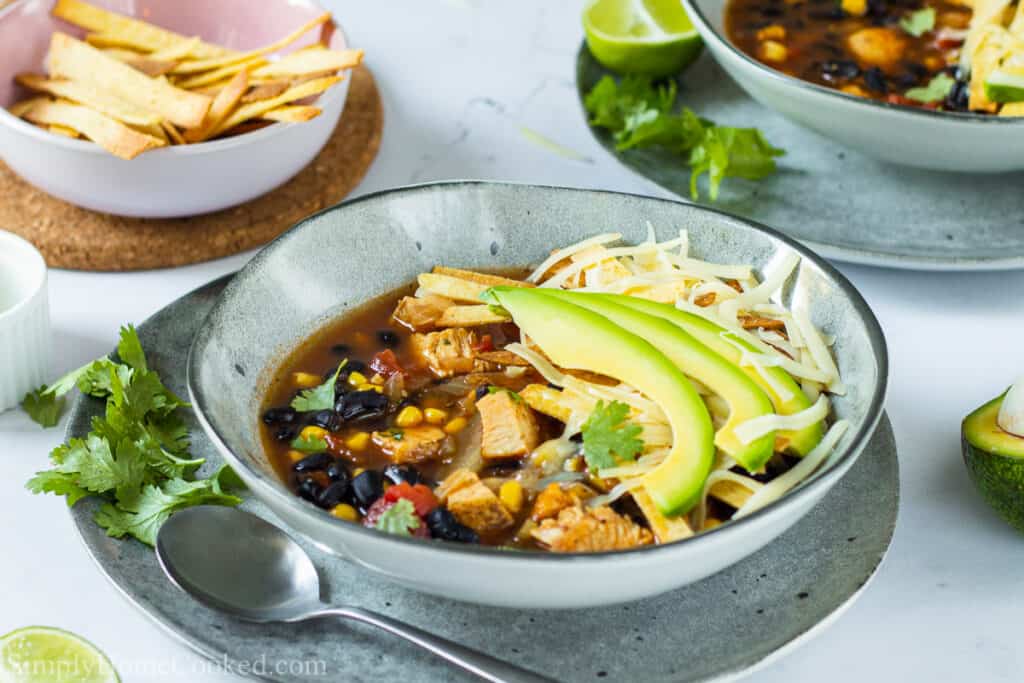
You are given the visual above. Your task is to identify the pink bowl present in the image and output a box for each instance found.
[0,0,351,218]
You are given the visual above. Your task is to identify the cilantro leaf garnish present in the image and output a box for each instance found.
[905,73,955,103]
[900,7,935,37]
[290,434,328,452]
[25,325,244,546]
[21,386,65,428]
[584,75,784,200]
[580,400,644,471]
[374,498,420,536]
[290,360,347,412]
[487,385,523,403]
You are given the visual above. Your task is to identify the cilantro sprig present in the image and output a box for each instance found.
[290,360,347,412]
[900,7,935,37]
[905,73,955,103]
[290,434,328,453]
[24,325,244,546]
[584,75,785,201]
[580,400,645,471]
[375,498,420,536]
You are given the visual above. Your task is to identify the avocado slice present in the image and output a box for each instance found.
[963,393,1024,533]
[607,295,824,456]
[483,286,715,515]
[524,289,776,472]
[984,69,1024,104]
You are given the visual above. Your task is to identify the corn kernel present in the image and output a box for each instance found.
[395,406,424,428]
[443,416,468,434]
[347,371,368,387]
[357,383,384,393]
[346,432,370,452]
[331,503,359,522]
[300,425,329,441]
[287,449,306,462]
[370,373,386,385]
[563,456,584,472]
[499,481,524,513]
[293,372,323,389]
[353,467,366,477]
[841,0,867,16]
[756,24,786,41]
[760,40,788,63]
[424,408,448,425]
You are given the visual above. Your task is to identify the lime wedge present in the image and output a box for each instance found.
[583,0,704,77]
[0,627,119,683]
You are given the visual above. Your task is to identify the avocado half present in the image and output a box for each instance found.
[484,286,715,516]
[962,393,1024,533]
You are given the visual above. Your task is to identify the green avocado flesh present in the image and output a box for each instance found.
[984,69,1024,104]
[526,289,776,472]
[963,395,1024,533]
[484,286,715,516]
[607,295,824,456]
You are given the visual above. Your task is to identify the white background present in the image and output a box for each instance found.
[3,1,1024,681]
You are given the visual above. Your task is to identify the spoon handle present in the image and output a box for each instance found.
[310,605,551,683]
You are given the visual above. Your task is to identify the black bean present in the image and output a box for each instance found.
[292,452,333,473]
[867,0,887,18]
[318,480,351,509]
[350,470,385,511]
[377,330,400,348]
[331,344,351,356]
[309,409,343,432]
[274,426,297,442]
[905,62,928,79]
[759,6,783,16]
[945,80,969,110]
[475,385,489,400]
[426,508,479,543]
[346,359,367,374]
[863,67,888,94]
[262,406,297,425]
[384,464,422,486]
[809,7,844,19]
[337,390,389,422]
[821,59,860,82]
[296,477,324,503]
[325,459,351,484]
[569,432,584,443]
[894,72,919,88]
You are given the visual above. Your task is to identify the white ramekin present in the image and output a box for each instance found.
[0,230,51,413]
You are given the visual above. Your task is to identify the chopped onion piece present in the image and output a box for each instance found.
[734,394,830,445]
[734,420,850,519]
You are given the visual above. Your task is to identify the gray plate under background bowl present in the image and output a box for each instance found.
[577,45,1024,271]
[69,276,899,683]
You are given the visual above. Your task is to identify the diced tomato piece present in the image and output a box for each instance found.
[370,349,405,378]
[472,334,494,353]
[384,482,439,517]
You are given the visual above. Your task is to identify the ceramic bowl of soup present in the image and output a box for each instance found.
[187,182,888,608]
[680,0,1024,171]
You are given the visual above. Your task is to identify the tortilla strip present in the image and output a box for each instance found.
[175,55,268,90]
[53,0,230,58]
[102,47,144,60]
[149,36,202,61]
[242,81,290,102]
[259,105,322,122]
[435,305,511,328]
[48,123,80,138]
[216,120,274,138]
[183,68,249,143]
[8,97,50,118]
[125,57,178,77]
[210,75,341,136]
[48,33,211,128]
[133,121,168,143]
[172,12,332,75]
[160,120,186,144]
[417,274,490,303]
[250,48,363,79]
[431,267,535,288]
[15,73,162,127]
[709,480,754,509]
[24,100,165,159]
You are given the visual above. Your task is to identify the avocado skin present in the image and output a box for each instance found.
[962,395,1024,533]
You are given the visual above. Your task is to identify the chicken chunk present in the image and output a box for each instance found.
[476,390,540,460]
[847,27,906,69]
[436,469,515,537]
[531,503,653,552]
[531,483,579,521]
[408,328,497,378]
[372,426,452,464]
[392,294,454,332]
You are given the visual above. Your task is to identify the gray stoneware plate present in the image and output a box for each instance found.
[186,182,887,609]
[577,46,1024,271]
[69,275,899,682]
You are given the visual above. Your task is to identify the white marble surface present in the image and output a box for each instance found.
[2,1,1024,681]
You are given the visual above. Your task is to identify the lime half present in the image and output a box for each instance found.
[584,0,704,77]
[0,627,119,683]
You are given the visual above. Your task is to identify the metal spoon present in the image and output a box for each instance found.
[156,506,549,683]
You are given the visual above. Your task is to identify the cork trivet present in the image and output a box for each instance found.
[1,66,383,271]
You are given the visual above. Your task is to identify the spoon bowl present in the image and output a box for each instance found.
[156,505,550,683]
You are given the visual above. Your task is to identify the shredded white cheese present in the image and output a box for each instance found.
[734,395,831,445]
[526,232,622,283]
[794,310,845,395]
